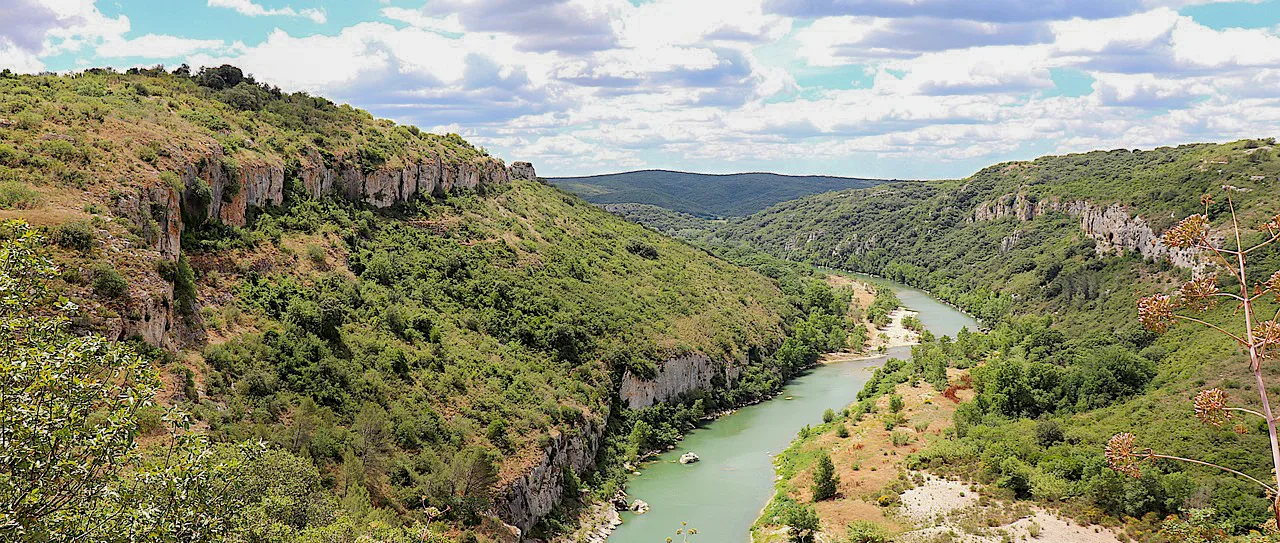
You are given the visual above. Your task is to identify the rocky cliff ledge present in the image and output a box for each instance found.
[619,353,743,409]
[114,147,535,348]
[972,194,1200,269]
[494,420,602,536]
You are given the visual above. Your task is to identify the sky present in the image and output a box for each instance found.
[3,0,1280,179]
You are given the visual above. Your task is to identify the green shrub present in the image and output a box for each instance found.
[823,408,836,423]
[92,265,129,299]
[14,111,41,130]
[305,244,326,266]
[160,171,183,192]
[0,142,21,166]
[0,181,40,209]
[53,221,94,251]
[784,502,820,543]
[844,521,890,543]
[625,239,659,259]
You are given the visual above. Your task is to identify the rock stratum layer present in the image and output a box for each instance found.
[972,194,1200,269]
[619,353,742,409]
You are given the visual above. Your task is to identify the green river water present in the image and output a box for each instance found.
[606,275,979,543]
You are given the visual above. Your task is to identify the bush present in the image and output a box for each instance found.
[92,265,129,299]
[844,521,890,543]
[160,171,183,193]
[784,503,820,543]
[625,239,659,259]
[0,181,41,209]
[53,221,94,251]
[1034,419,1064,447]
[14,111,41,130]
[823,408,836,423]
[889,394,904,413]
[836,425,849,438]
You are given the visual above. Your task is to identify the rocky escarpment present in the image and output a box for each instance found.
[112,184,185,348]
[175,146,522,228]
[114,147,529,348]
[972,193,1201,269]
[494,420,603,536]
[619,353,743,409]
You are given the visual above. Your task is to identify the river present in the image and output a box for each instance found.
[606,274,978,543]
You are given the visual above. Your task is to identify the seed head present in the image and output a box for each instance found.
[1162,214,1210,249]
[1138,294,1177,333]
[1265,271,1280,302]
[1178,274,1220,311]
[1193,388,1232,427]
[1200,193,1214,208]
[1255,320,1280,359]
[1105,433,1148,478]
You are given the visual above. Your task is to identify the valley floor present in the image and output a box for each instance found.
[752,373,1124,543]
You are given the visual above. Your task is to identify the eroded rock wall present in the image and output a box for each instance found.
[619,354,742,409]
[972,194,1201,269]
[495,421,602,536]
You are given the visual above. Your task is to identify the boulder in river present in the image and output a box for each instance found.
[629,499,650,514]
[679,452,700,464]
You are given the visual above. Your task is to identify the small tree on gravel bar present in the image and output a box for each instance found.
[1108,191,1280,525]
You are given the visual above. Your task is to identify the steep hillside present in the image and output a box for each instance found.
[715,141,1280,324]
[0,67,834,541]
[550,169,890,218]
[716,141,1280,539]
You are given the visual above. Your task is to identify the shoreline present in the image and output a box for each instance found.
[560,276,943,543]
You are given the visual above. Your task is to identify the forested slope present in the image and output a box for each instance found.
[0,67,849,542]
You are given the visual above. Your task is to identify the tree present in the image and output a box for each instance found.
[1109,192,1280,525]
[0,220,259,542]
[0,220,160,540]
[811,452,839,501]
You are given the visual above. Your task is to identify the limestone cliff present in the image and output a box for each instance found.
[494,420,602,536]
[618,353,743,409]
[972,194,1201,269]
[117,148,524,348]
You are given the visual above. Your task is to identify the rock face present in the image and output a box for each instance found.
[619,353,742,409]
[120,149,525,350]
[494,420,602,536]
[508,161,537,181]
[972,194,1201,269]
[176,146,513,228]
[112,184,184,348]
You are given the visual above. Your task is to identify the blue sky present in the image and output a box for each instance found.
[4,0,1280,179]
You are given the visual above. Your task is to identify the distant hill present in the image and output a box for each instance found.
[549,169,892,217]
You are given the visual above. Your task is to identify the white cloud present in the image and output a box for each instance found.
[207,0,326,24]
[15,0,1280,177]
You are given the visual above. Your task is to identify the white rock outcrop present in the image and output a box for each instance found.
[972,194,1201,269]
[619,354,742,409]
